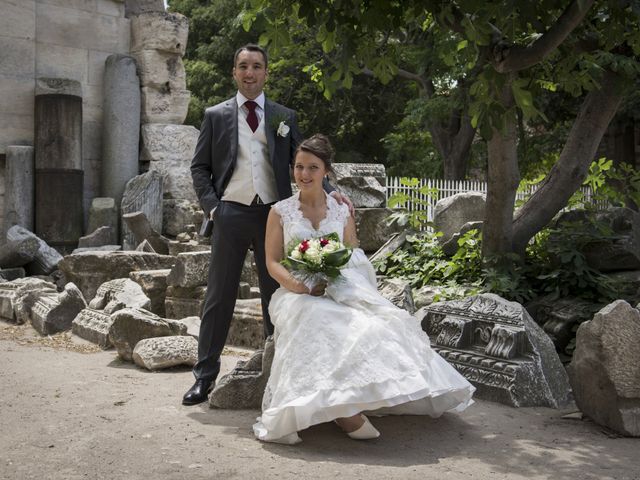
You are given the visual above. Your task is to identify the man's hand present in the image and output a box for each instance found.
[329,191,355,217]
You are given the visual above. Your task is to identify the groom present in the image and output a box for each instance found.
[186,44,348,406]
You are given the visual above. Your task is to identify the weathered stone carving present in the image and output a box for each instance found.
[132,335,198,370]
[2,278,58,324]
[28,283,87,335]
[89,278,151,314]
[378,277,416,314]
[0,236,39,269]
[120,171,163,250]
[108,307,187,362]
[163,199,203,237]
[569,300,640,436]
[122,211,169,254]
[72,308,114,348]
[130,12,189,56]
[209,336,274,409]
[0,268,25,283]
[418,293,572,408]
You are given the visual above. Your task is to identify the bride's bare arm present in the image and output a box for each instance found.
[343,215,359,248]
[265,209,310,294]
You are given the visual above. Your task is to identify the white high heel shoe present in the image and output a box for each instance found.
[345,415,380,440]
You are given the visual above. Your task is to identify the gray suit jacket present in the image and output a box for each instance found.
[191,97,304,215]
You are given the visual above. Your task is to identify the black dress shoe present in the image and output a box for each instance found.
[182,378,214,406]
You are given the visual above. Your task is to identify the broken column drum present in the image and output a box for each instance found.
[34,78,83,250]
[3,146,35,239]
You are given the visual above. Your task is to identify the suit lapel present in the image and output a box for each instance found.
[224,98,239,167]
[264,99,277,166]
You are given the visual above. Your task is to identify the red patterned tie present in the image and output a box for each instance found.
[245,100,258,132]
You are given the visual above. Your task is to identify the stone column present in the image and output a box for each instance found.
[101,55,141,219]
[3,146,35,239]
[34,78,83,252]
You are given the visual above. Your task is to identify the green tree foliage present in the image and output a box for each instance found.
[169,0,415,164]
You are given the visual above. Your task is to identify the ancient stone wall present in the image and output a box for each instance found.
[0,0,130,231]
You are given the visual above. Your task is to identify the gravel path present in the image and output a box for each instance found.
[0,321,637,480]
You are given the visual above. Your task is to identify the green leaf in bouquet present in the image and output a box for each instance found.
[323,248,353,267]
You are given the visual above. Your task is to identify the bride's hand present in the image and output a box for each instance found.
[309,282,327,296]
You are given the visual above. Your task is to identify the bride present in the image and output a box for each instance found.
[253,134,475,444]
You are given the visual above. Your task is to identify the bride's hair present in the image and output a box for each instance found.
[295,134,335,175]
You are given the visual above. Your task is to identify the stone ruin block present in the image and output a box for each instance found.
[434,192,486,244]
[210,336,274,409]
[333,163,386,208]
[166,251,210,288]
[72,308,114,349]
[78,226,116,249]
[1,278,58,324]
[89,278,151,314]
[130,12,189,56]
[378,277,416,314]
[354,208,403,253]
[28,283,87,335]
[569,300,640,436]
[140,86,190,125]
[6,225,63,275]
[129,269,171,317]
[228,298,264,350]
[164,285,206,319]
[57,250,175,302]
[0,268,25,283]
[132,335,198,370]
[418,293,572,408]
[167,239,210,256]
[133,49,186,92]
[108,307,187,362]
[164,199,203,237]
[121,171,163,251]
[87,198,118,242]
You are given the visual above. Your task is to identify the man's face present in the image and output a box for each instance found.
[233,50,268,100]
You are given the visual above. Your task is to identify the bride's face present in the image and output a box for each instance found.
[294,151,327,191]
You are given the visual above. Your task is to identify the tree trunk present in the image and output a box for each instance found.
[482,75,520,258]
[511,70,626,253]
[429,111,476,180]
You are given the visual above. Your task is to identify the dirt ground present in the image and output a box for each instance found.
[0,320,638,480]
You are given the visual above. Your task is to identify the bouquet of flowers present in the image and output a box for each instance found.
[281,232,353,290]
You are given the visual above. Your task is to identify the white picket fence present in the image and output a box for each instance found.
[386,177,601,227]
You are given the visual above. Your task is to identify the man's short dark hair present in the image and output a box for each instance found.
[234,44,268,68]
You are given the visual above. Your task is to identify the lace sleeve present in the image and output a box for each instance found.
[272,195,299,226]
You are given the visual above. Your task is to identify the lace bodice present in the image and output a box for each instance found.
[272,192,350,249]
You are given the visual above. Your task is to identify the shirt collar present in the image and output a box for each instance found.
[236,91,265,110]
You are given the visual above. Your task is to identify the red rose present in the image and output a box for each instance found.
[320,238,329,247]
[299,240,310,253]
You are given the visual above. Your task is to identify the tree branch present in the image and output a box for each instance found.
[494,0,595,73]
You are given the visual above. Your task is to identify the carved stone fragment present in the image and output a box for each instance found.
[332,163,386,208]
[89,278,151,314]
[108,307,187,362]
[72,308,114,348]
[132,335,198,370]
[164,286,206,319]
[209,336,274,409]
[228,298,264,350]
[28,283,87,335]
[6,225,63,275]
[569,300,640,436]
[122,211,169,254]
[121,171,163,251]
[378,277,416,314]
[419,293,572,408]
[433,192,486,244]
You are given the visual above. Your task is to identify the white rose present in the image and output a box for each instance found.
[290,248,302,260]
[277,121,290,137]
[304,244,323,265]
[322,240,342,253]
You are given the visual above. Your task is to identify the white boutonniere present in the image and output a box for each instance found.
[277,121,290,137]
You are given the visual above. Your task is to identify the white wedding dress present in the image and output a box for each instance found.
[253,193,475,444]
